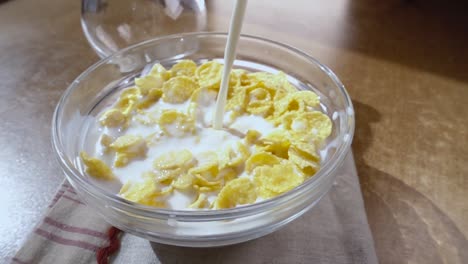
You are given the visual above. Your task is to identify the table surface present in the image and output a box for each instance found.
[0,0,467,263]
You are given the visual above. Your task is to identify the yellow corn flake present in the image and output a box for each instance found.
[288,145,320,177]
[273,90,319,117]
[282,111,332,142]
[247,101,273,117]
[172,173,195,190]
[245,152,282,173]
[229,69,247,88]
[100,134,113,147]
[110,135,147,167]
[245,87,274,117]
[214,178,257,209]
[253,163,303,199]
[276,72,298,93]
[135,115,154,126]
[149,63,172,80]
[189,193,209,209]
[295,90,319,106]
[80,152,114,180]
[99,109,127,127]
[189,162,219,180]
[114,87,140,116]
[152,168,183,184]
[195,61,223,90]
[135,75,164,95]
[247,71,297,93]
[111,135,146,152]
[153,149,195,171]
[136,88,163,109]
[99,134,113,154]
[171,60,197,77]
[189,87,204,104]
[258,130,291,159]
[120,87,141,99]
[189,160,222,189]
[162,76,199,104]
[273,89,288,101]
[195,185,218,193]
[114,153,135,168]
[114,87,140,115]
[245,130,261,145]
[226,87,246,112]
[219,141,250,168]
[158,110,195,136]
[248,87,272,101]
[218,167,238,184]
[190,88,217,106]
[119,179,166,207]
[194,174,222,189]
[136,110,162,126]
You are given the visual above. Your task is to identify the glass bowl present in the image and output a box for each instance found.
[81,0,207,58]
[52,32,354,247]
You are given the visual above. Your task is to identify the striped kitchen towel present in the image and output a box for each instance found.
[12,152,378,264]
[12,182,121,264]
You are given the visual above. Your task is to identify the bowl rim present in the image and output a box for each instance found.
[52,32,354,220]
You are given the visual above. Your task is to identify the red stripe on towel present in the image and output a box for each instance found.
[62,195,85,205]
[34,228,100,251]
[96,227,122,264]
[44,217,107,239]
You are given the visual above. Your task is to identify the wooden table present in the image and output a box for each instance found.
[0,0,467,262]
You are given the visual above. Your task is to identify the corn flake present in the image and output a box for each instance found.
[219,141,250,168]
[162,76,199,104]
[119,178,166,207]
[274,91,320,117]
[245,130,261,145]
[99,109,127,127]
[152,149,196,190]
[153,149,195,170]
[226,87,246,112]
[114,87,140,116]
[194,174,222,189]
[149,63,171,80]
[245,152,282,173]
[218,167,238,184]
[158,110,195,137]
[100,134,113,148]
[283,111,332,142]
[253,163,303,199]
[135,75,164,96]
[195,61,223,90]
[258,130,291,159]
[288,145,320,177]
[189,193,208,209]
[214,178,257,209]
[189,162,219,180]
[247,71,296,93]
[154,169,183,184]
[110,135,148,167]
[171,60,197,77]
[172,173,195,190]
[136,88,163,109]
[229,69,247,88]
[80,152,114,180]
[245,87,274,117]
